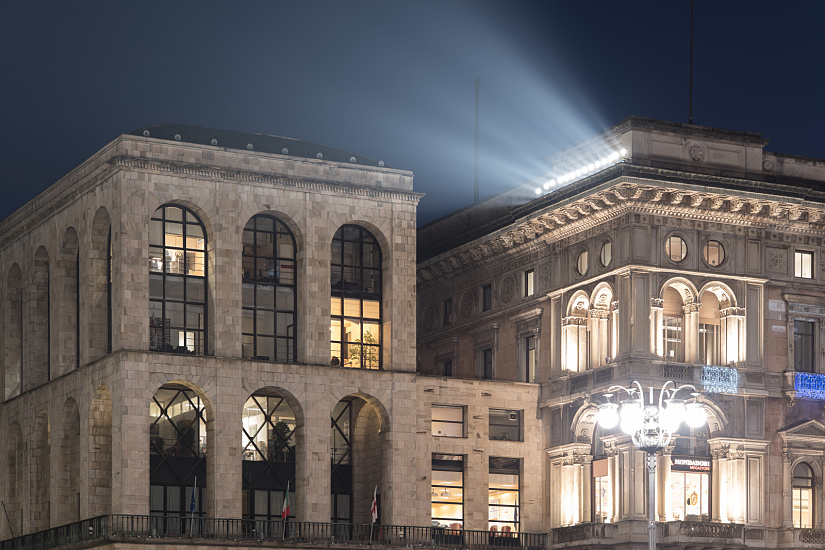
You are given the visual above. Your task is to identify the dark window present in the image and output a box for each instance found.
[489,409,521,441]
[242,215,297,362]
[149,205,207,355]
[331,225,382,369]
[794,320,815,372]
[489,457,520,533]
[443,299,453,325]
[482,284,492,311]
[331,399,353,522]
[525,335,536,382]
[443,359,453,377]
[482,348,493,379]
[432,454,464,530]
[523,270,534,297]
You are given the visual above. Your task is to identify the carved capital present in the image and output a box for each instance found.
[651,298,664,309]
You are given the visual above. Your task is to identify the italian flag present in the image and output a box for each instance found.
[282,481,290,520]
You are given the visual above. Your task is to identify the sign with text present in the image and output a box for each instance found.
[671,456,711,472]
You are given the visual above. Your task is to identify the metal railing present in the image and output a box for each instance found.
[0,515,546,550]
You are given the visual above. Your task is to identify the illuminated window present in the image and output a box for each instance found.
[703,240,725,266]
[793,463,814,528]
[489,457,520,533]
[242,390,296,523]
[523,270,534,297]
[443,299,452,325]
[599,241,612,267]
[432,454,464,530]
[482,284,492,311]
[489,409,521,441]
[576,250,588,276]
[795,251,813,279]
[670,456,710,521]
[330,225,382,369]
[242,215,296,362]
[432,405,464,437]
[524,335,536,383]
[665,236,687,263]
[592,458,610,523]
[699,324,719,366]
[794,321,815,373]
[664,316,683,362]
[149,205,207,355]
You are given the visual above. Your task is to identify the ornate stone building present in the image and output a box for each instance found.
[4,117,825,550]
[417,117,825,548]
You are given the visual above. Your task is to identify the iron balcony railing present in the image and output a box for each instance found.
[0,515,547,550]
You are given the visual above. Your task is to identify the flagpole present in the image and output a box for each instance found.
[370,485,378,544]
[282,480,290,540]
[189,476,197,538]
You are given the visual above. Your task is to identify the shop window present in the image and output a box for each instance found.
[793,462,814,528]
[489,409,521,441]
[523,270,534,297]
[670,455,711,521]
[489,457,520,533]
[795,251,813,279]
[330,225,382,369]
[432,405,464,437]
[794,321,815,373]
[665,236,687,262]
[482,284,492,312]
[432,454,464,530]
[592,458,610,523]
[149,205,207,355]
[242,215,297,362]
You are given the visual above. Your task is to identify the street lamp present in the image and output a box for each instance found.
[595,381,707,550]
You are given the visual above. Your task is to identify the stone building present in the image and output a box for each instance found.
[417,117,825,549]
[0,123,424,540]
[3,117,825,550]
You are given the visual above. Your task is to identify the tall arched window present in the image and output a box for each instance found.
[242,390,296,526]
[149,205,207,355]
[330,225,382,369]
[793,462,814,528]
[242,215,297,362]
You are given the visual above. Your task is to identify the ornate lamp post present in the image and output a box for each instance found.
[595,381,707,550]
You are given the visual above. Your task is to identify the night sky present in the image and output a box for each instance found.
[2,1,823,225]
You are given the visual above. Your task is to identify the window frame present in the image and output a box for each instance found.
[443,298,453,325]
[702,239,725,267]
[482,284,492,312]
[523,270,534,297]
[576,249,589,276]
[599,241,612,268]
[432,405,465,438]
[795,250,814,279]
[489,409,522,442]
[488,457,520,533]
[665,235,688,263]
[792,462,815,528]
[432,454,465,529]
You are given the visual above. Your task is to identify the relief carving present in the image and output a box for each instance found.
[499,274,516,305]
[766,247,788,274]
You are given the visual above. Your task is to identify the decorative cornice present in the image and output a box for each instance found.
[110,156,423,203]
[417,178,825,287]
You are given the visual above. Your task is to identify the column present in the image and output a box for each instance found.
[782,452,793,527]
[651,298,663,357]
[727,451,745,524]
[660,449,672,521]
[582,457,592,523]
[608,449,619,522]
[683,303,700,363]
[711,450,722,522]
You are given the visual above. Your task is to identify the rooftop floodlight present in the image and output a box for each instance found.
[620,147,628,156]
[534,187,542,195]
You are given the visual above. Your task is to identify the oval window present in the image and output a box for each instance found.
[600,241,612,267]
[665,236,687,263]
[703,240,725,266]
[576,250,589,276]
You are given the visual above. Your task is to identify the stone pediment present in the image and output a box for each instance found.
[779,420,825,442]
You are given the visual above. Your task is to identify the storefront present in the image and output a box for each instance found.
[670,456,711,522]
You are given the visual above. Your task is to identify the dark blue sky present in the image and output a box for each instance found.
[2,1,823,225]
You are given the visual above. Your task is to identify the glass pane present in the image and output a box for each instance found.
[277,313,294,337]
[150,246,164,272]
[343,299,361,317]
[186,277,204,303]
[258,284,275,309]
[276,287,295,311]
[362,300,380,319]
[150,220,163,247]
[167,278,184,301]
[149,274,163,300]
[165,207,182,222]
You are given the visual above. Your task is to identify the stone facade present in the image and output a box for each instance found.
[417,117,825,548]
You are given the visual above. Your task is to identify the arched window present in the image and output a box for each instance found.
[793,463,814,528]
[662,287,685,362]
[4,265,23,400]
[330,225,382,369]
[149,205,207,355]
[242,215,297,362]
[150,384,206,532]
[242,390,296,525]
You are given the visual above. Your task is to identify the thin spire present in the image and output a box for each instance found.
[689,0,694,124]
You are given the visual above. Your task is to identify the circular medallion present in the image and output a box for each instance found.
[422,306,435,332]
[459,290,475,319]
[499,275,515,304]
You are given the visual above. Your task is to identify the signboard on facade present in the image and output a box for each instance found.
[671,456,711,472]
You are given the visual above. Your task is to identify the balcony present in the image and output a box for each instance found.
[552,520,747,549]
[0,515,547,550]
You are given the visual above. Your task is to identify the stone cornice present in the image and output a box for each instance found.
[418,178,825,286]
[110,156,424,204]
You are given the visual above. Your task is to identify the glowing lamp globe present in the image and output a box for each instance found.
[685,400,708,428]
[597,401,619,429]
[619,400,644,435]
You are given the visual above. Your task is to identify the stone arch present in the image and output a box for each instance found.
[57,228,80,376]
[4,264,23,400]
[58,398,81,525]
[590,283,616,368]
[89,384,112,516]
[563,291,590,372]
[29,246,50,389]
[659,277,699,305]
[88,206,111,362]
[590,282,614,311]
[32,411,50,531]
[699,397,728,438]
[698,281,738,308]
[330,392,391,524]
[4,421,24,538]
[566,290,591,317]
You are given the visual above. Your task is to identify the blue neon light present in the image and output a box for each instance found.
[795,373,825,400]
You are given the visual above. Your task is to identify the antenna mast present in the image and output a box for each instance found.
[474,77,480,203]
[689,0,694,124]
